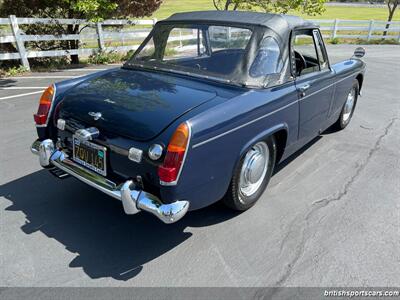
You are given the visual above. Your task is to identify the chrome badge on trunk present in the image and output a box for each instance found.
[88,111,102,121]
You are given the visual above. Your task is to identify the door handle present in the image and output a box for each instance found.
[298,84,311,97]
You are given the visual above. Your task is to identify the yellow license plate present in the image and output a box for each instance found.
[72,136,107,176]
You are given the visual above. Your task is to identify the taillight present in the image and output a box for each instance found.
[34,85,55,126]
[158,122,190,185]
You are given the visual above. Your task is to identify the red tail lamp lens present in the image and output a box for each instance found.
[158,123,190,184]
[34,85,55,125]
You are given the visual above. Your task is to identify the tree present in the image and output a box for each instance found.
[383,0,399,37]
[0,0,163,64]
[212,0,327,16]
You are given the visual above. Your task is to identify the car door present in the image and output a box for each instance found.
[292,29,336,144]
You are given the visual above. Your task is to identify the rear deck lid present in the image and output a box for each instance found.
[59,68,217,140]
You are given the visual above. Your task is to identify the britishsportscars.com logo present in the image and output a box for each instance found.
[325,289,400,298]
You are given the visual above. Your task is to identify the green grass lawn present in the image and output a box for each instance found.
[150,0,400,21]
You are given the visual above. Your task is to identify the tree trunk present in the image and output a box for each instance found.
[225,0,232,10]
[213,0,236,10]
[213,0,219,10]
[383,2,398,37]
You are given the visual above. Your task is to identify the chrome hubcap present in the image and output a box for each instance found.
[239,142,269,200]
[343,88,355,123]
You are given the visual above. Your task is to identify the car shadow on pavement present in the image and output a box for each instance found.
[0,170,238,281]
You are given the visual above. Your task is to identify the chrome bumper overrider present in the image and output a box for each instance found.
[31,139,189,224]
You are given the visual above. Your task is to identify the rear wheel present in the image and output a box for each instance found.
[223,136,276,211]
[334,80,359,130]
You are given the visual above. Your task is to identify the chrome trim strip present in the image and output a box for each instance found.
[160,121,192,186]
[35,84,56,128]
[192,101,297,149]
[192,72,359,149]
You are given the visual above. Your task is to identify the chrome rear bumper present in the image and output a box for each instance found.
[31,139,189,224]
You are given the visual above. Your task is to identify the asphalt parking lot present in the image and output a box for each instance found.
[0,45,399,287]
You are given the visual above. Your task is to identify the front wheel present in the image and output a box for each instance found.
[223,136,276,211]
[334,80,359,130]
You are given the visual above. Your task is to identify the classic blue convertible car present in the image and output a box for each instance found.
[31,11,366,223]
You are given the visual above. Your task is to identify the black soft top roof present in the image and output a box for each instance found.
[132,11,318,87]
[161,11,316,34]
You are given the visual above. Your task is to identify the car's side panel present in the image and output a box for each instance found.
[160,82,299,210]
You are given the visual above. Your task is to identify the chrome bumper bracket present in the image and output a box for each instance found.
[31,139,189,224]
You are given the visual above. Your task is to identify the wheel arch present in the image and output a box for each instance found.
[222,123,289,210]
[234,123,289,173]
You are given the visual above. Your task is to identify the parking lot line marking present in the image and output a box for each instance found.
[0,90,43,101]
[1,87,47,90]
[6,76,77,79]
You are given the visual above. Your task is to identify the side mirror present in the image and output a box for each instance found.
[353,47,366,58]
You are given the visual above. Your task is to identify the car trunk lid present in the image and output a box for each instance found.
[59,68,217,141]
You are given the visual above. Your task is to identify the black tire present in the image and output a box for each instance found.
[334,80,359,130]
[223,136,277,211]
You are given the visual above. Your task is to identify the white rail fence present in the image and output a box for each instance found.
[1,16,399,70]
[0,16,157,70]
[313,19,400,40]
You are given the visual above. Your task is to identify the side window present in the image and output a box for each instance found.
[313,30,329,70]
[249,36,283,77]
[135,37,155,61]
[292,29,320,76]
